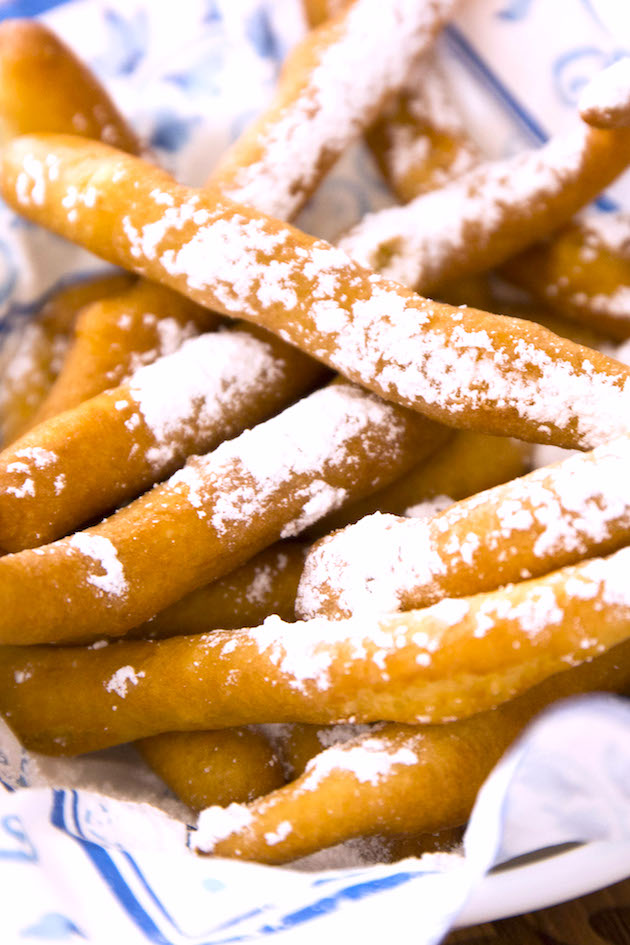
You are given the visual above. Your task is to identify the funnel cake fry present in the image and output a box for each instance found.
[341,103,630,293]
[0,19,140,153]
[209,0,460,218]
[3,543,630,753]
[26,282,220,429]
[298,434,630,620]
[137,727,287,812]
[6,135,630,450]
[192,641,630,863]
[503,214,630,340]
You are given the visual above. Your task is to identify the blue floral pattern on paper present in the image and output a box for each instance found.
[93,8,148,77]
[496,0,536,21]
[552,46,630,105]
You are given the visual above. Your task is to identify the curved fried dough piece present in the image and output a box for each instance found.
[192,640,630,863]
[309,431,530,538]
[340,112,630,293]
[503,214,630,340]
[3,544,630,753]
[298,434,630,620]
[0,326,327,552]
[137,727,286,811]
[209,0,460,218]
[7,135,630,450]
[134,542,308,639]
[0,19,140,152]
[0,383,442,644]
[579,58,630,130]
[0,274,133,443]
[365,53,480,204]
[26,281,219,428]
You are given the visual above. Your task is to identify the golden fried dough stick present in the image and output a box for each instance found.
[579,57,630,130]
[208,0,461,218]
[503,214,630,340]
[3,543,630,753]
[297,434,630,620]
[0,383,443,644]
[7,135,630,450]
[134,542,308,639]
[0,19,140,152]
[0,325,328,552]
[136,727,287,811]
[191,640,630,863]
[309,432,530,538]
[26,282,219,428]
[340,66,630,293]
[364,53,480,204]
[0,273,133,442]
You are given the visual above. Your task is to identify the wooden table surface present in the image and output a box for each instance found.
[444,877,630,944]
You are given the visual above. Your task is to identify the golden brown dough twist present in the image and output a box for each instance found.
[3,541,630,753]
[190,641,630,863]
[297,434,630,620]
[5,134,630,450]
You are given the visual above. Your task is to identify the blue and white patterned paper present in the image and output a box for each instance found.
[1,2,630,942]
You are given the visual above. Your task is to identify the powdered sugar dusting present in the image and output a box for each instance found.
[127,329,283,467]
[194,803,253,852]
[301,736,417,790]
[298,435,630,619]
[68,533,128,598]
[579,57,630,128]
[218,0,458,218]
[105,665,145,698]
[340,123,591,290]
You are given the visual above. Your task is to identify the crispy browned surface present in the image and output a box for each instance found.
[1,274,134,443]
[504,220,630,340]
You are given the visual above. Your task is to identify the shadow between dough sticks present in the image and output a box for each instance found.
[191,640,630,864]
[5,136,630,450]
[2,542,630,754]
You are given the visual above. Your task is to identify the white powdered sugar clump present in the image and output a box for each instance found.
[5,448,59,500]
[579,57,630,128]
[246,611,395,695]
[105,666,146,698]
[220,0,457,218]
[300,736,417,791]
[264,821,292,846]
[280,481,347,538]
[340,123,590,289]
[297,512,446,618]
[194,803,253,852]
[67,533,128,597]
[127,329,283,467]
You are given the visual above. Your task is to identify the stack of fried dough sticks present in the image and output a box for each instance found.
[1,0,630,866]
